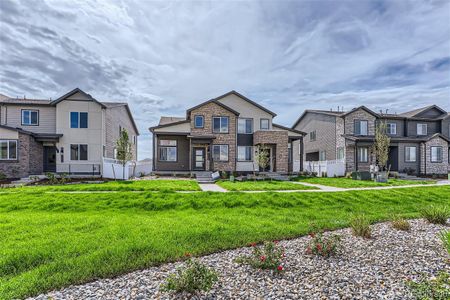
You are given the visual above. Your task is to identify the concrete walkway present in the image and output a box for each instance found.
[290,181,346,191]
[199,183,227,192]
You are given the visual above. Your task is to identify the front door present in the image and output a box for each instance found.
[387,146,399,171]
[43,146,56,172]
[193,148,206,171]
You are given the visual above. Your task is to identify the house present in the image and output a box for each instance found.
[0,88,139,178]
[292,105,450,176]
[150,91,305,174]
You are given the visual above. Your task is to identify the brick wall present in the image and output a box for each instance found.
[344,109,376,135]
[189,102,237,172]
[336,117,345,158]
[254,130,289,173]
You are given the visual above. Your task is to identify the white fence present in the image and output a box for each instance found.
[102,159,153,180]
[305,159,346,177]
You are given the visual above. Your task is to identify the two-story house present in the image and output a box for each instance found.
[150,91,305,174]
[0,88,139,178]
[292,105,450,176]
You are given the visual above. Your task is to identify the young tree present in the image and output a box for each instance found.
[254,144,271,178]
[116,128,133,180]
[373,122,391,172]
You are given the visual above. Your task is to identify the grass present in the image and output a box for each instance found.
[421,205,449,224]
[0,179,201,192]
[0,186,449,299]
[217,180,317,191]
[294,176,434,188]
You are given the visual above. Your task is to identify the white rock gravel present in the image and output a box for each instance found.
[29,219,449,300]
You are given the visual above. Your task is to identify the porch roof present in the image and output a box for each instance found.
[33,133,63,142]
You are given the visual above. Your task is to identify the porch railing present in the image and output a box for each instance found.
[56,164,101,176]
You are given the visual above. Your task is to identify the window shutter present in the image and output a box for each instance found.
[354,121,361,135]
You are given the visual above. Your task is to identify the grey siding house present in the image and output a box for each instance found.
[292,105,450,176]
[0,88,139,178]
[150,91,305,174]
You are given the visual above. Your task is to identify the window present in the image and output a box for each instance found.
[102,145,106,157]
[319,151,326,161]
[431,146,442,163]
[405,146,416,162]
[194,115,204,128]
[212,117,229,133]
[61,147,64,163]
[0,140,17,160]
[70,112,88,128]
[212,144,228,161]
[387,123,397,135]
[288,143,292,163]
[417,123,427,135]
[260,119,269,130]
[337,147,345,160]
[309,130,316,141]
[133,135,137,145]
[238,118,253,134]
[113,148,117,159]
[21,110,38,125]
[355,120,368,135]
[238,146,252,161]
[159,140,177,161]
[70,144,88,160]
[358,147,368,163]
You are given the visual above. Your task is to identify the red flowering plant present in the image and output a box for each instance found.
[236,241,285,272]
[305,230,341,257]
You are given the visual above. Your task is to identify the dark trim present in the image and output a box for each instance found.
[272,123,306,135]
[357,146,369,163]
[0,139,18,160]
[194,115,204,128]
[211,144,229,162]
[213,90,277,117]
[149,120,190,132]
[341,106,380,118]
[158,139,178,163]
[51,88,106,108]
[186,99,240,119]
[212,116,230,134]
[192,147,206,170]
[20,109,39,126]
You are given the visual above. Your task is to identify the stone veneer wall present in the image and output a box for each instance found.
[189,102,237,172]
[344,109,376,135]
[336,117,345,159]
[254,130,289,173]
[0,133,43,178]
[424,137,449,175]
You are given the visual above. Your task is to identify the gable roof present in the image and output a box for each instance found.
[214,90,277,117]
[273,123,306,135]
[291,109,345,129]
[186,99,240,118]
[399,105,447,118]
[50,87,107,108]
[340,105,380,118]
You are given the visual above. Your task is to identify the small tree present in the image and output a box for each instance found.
[116,128,133,180]
[373,122,391,172]
[254,144,271,178]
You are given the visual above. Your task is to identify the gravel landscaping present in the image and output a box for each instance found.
[29,219,449,300]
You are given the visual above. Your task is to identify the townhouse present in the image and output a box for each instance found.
[150,91,305,174]
[292,105,450,176]
[0,88,139,178]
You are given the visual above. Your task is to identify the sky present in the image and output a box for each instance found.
[1,0,449,160]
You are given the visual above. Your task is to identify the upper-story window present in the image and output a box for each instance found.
[355,120,368,136]
[21,110,39,126]
[417,123,427,135]
[212,116,229,133]
[70,112,88,128]
[387,123,397,135]
[238,118,253,134]
[309,130,316,141]
[194,115,204,128]
[260,119,269,130]
[0,140,17,160]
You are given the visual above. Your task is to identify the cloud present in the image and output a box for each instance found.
[0,0,449,160]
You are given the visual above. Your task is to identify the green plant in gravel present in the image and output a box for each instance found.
[407,272,450,300]
[391,215,411,231]
[305,231,341,257]
[350,214,372,238]
[236,241,285,272]
[421,205,449,225]
[439,231,450,254]
[161,256,218,293]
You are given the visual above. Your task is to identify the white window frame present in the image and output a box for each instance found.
[0,140,18,160]
[237,146,253,162]
[387,123,397,135]
[238,118,253,134]
[417,123,427,136]
[70,144,88,161]
[430,146,442,163]
[359,120,368,136]
[21,110,39,126]
[260,119,270,130]
[212,116,229,133]
[358,147,368,163]
[159,140,177,162]
[212,144,229,161]
[405,146,417,162]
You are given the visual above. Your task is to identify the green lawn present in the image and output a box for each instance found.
[294,177,435,188]
[217,180,317,191]
[0,180,201,192]
[1,186,449,299]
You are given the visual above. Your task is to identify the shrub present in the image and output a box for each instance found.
[46,172,58,185]
[236,241,285,272]
[407,272,450,300]
[391,216,411,231]
[59,173,69,184]
[421,206,449,225]
[0,172,7,180]
[305,231,341,257]
[161,257,218,293]
[350,214,372,238]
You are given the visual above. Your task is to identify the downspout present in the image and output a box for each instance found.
[355,141,358,171]
[300,137,304,172]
